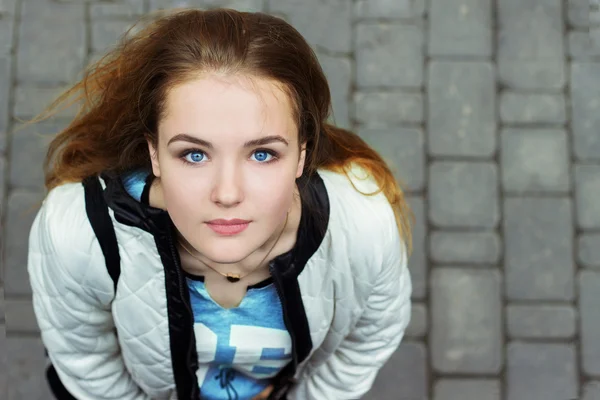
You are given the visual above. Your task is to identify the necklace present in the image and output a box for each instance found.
[178,211,289,283]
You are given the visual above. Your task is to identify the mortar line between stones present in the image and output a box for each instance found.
[491,0,508,399]
[563,0,585,394]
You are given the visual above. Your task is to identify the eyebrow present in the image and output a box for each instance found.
[167,133,289,148]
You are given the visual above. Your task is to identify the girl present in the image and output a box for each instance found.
[27,8,412,400]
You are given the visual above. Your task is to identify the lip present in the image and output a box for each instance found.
[206,220,250,236]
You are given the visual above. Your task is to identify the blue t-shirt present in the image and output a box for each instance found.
[122,170,292,400]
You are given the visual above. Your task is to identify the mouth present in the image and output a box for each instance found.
[206,219,251,225]
[205,219,251,236]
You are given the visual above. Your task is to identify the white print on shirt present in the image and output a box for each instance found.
[194,323,292,386]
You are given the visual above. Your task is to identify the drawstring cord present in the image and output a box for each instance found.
[215,367,238,400]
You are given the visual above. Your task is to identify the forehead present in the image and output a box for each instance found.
[159,74,297,142]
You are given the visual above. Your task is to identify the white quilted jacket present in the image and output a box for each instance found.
[28,164,412,400]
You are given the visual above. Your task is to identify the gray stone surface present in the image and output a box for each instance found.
[5,298,38,333]
[90,0,145,18]
[358,128,425,192]
[507,305,576,339]
[575,165,600,229]
[0,55,10,152]
[569,31,600,59]
[0,288,4,323]
[568,0,592,28]
[504,198,574,301]
[507,343,577,400]
[4,190,44,296]
[0,325,5,396]
[579,233,600,269]
[430,231,500,265]
[269,0,352,53]
[571,63,600,161]
[431,268,502,374]
[429,162,499,228]
[0,12,14,55]
[501,129,570,193]
[355,22,423,88]
[429,0,492,57]
[407,196,426,300]
[91,19,138,53]
[500,93,566,124]
[405,303,427,338]
[581,270,600,376]
[149,0,264,12]
[428,62,496,157]
[354,0,425,19]
[9,122,65,190]
[365,341,428,400]
[434,379,501,400]
[354,92,423,126]
[18,1,86,84]
[14,85,79,119]
[498,0,565,90]
[6,337,53,400]
[318,53,351,130]
[583,382,600,400]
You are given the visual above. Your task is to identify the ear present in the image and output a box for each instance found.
[296,142,307,179]
[147,138,161,178]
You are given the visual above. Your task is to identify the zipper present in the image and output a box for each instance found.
[167,227,200,399]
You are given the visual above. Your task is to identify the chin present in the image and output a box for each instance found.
[201,243,250,264]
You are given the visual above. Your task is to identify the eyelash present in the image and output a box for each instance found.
[178,148,280,166]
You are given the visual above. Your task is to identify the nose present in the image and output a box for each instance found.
[210,162,243,207]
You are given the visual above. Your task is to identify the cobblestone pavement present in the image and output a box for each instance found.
[1,0,599,399]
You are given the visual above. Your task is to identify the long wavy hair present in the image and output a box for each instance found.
[35,8,413,250]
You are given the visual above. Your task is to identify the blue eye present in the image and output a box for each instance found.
[184,151,205,163]
[252,150,274,163]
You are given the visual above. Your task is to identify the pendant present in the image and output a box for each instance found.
[226,273,241,283]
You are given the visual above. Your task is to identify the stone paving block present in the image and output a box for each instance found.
[581,270,600,376]
[407,196,426,300]
[507,342,577,400]
[364,341,428,400]
[579,233,600,269]
[0,13,14,55]
[317,53,351,130]
[4,190,45,296]
[354,92,423,126]
[501,129,570,193]
[507,305,576,339]
[90,0,145,18]
[569,31,600,59]
[7,336,53,400]
[0,155,5,216]
[583,381,600,400]
[431,268,502,374]
[429,162,499,228]
[0,324,5,397]
[498,0,565,90]
[500,93,566,124]
[14,85,80,119]
[575,165,600,229]
[92,19,139,54]
[6,298,38,333]
[0,55,10,152]
[430,231,500,265]
[18,1,86,84]
[357,128,425,192]
[0,288,4,323]
[571,62,600,160]
[269,0,352,53]
[355,22,423,88]
[405,303,427,338]
[0,0,16,15]
[354,0,425,19]
[504,198,574,301]
[149,0,264,12]
[567,0,592,28]
[434,379,500,400]
[429,0,492,57]
[428,62,495,157]
[9,122,67,190]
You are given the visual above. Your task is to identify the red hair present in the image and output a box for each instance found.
[36,8,413,251]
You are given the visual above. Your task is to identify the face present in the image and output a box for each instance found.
[148,74,306,264]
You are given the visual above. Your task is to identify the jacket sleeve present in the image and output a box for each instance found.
[27,187,151,400]
[288,222,412,400]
